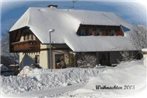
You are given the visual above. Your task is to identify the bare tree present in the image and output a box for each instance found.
[1,33,18,65]
[131,25,147,49]
[120,25,147,62]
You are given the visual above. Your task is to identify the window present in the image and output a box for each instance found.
[110,30,115,36]
[116,29,124,36]
[89,29,97,36]
[96,28,100,35]
[80,29,86,36]
[78,27,88,36]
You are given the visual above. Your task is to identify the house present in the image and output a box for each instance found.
[9,5,141,69]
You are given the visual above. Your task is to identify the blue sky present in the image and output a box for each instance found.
[1,0,147,38]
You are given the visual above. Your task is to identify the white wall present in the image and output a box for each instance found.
[19,44,49,68]
[38,44,49,68]
[19,44,72,69]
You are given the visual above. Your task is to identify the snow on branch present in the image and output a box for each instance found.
[131,25,147,49]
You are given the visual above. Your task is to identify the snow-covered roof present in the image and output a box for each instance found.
[10,7,137,51]
[65,36,136,52]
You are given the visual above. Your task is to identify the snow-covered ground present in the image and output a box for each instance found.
[62,60,146,98]
[0,60,146,98]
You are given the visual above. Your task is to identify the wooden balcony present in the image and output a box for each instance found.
[10,40,40,52]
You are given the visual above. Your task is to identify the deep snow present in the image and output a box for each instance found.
[1,67,100,94]
[0,60,146,98]
[62,60,146,98]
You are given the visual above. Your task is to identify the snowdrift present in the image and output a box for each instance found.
[63,60,146,98]
[0,60,146,98]
[1,67,100,94]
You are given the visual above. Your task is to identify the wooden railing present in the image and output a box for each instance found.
[10,40,40,52]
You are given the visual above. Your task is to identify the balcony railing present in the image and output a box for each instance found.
[10,40,40,52]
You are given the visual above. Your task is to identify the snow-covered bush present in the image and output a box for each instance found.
[1,55,17,66]
[1,33,18,66]
[0,64,9,72]
[76,53,97,67]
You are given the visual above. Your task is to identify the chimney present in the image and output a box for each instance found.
[48,4,58,8]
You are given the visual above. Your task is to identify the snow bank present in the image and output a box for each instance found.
[18,66,34,77]
[62,60,146,98]
[0,60,146,98]
[1,67,100,94]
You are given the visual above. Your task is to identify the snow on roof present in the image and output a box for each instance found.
[10,7,137,51]
[65,36,136,52]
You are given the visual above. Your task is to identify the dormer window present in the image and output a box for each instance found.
[77,25,124,36]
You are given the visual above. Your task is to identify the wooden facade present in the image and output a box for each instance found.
[77,25,124,36]
[10,27,40,53]
[11,40,40,52]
